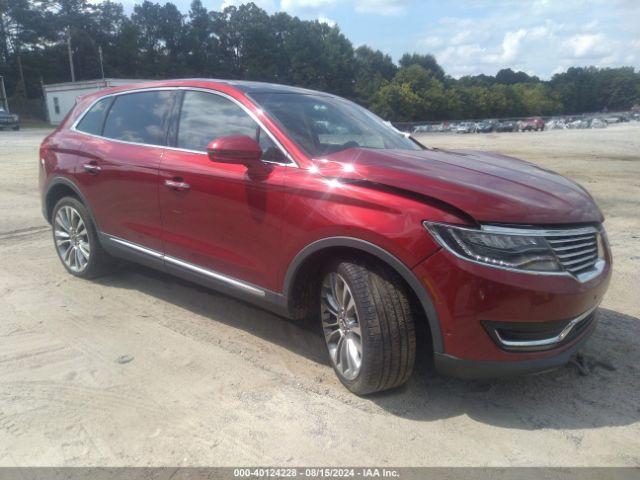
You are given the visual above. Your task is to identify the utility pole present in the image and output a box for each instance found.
[67,26,75,82]
[98,46,105,80]
[0,76,9,112]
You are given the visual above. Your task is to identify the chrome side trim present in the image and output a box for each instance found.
[494,306,597,349]
[424,221,606,283]
[70,86,298,168]
[109,236,163,258]
[105,235,265,297]
[163,255,265,296]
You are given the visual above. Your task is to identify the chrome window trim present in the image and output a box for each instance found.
[493,305,598,349]
[106,235,266,297]
[70,86,298,168]
[424,221,606,283]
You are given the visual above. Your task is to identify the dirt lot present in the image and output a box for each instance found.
[0,124,639,467]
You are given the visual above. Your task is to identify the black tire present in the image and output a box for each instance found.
[321,260,416,395]
[12,126,20,131]
[51,196,112,278]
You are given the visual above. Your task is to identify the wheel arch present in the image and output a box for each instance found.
[44,177,97,227]
[283,236,444,354]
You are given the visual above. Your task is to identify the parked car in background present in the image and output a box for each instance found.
[412,124,431,134]
[39,79,612,395]
[456,122,476,133]
[475,120,495,133]
[568,119,589,129]
[495,120,517,132]
[519,117,545,131]
[590,118,607,129]
[0,108,20,131]
[546,118,567,130]
[604,115,630,124]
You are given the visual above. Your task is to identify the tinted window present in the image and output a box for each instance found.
[250,93,422,157]
[103,91,173,145]
[177,91,259,152]
[76,97,112,135]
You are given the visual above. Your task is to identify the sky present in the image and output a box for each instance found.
[118,0,640,79]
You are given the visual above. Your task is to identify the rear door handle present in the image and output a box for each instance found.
[83,163,101,174]
[164,178,190,191]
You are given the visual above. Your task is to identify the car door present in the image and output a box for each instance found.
[73,89,176,252]
[159,89,290,293]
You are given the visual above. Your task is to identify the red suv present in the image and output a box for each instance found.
[39,80,611,395]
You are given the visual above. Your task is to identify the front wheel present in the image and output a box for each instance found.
[320,261,416,395]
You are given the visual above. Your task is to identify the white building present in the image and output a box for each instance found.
[43,78,146,125]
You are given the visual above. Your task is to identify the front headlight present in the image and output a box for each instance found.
[424,222,561,272]
[11,114,19,121]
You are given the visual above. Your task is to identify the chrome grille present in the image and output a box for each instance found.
[545,229,599,275]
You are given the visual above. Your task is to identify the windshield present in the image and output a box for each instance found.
[249,93,422,157]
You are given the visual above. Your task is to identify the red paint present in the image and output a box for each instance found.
[39,79,612,370]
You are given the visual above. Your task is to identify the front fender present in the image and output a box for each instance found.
[282,236,444,353]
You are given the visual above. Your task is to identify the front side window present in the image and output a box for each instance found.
[249,93,422,157]
[177,91,285,163]
[103,91,173,146]
[76,97,112,135]
[177,91,255,151]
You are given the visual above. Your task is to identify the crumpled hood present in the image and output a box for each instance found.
[312,148,603,225]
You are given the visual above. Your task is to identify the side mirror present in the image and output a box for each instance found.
[207,135,262,166]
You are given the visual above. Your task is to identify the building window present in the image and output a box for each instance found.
[53,97,60,115]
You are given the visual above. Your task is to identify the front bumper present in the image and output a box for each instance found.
[413,246,611,376]
[434,309,598,379]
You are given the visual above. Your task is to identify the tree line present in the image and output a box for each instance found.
[1,0,639,121]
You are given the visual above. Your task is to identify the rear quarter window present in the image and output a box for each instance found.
[103,91,174,146]
[75,97,112,135]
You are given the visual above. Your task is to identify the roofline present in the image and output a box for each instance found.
[43,78,336,97]
[43,79,151,91]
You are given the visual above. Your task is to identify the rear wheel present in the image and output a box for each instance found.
[52,196,111,278]
[320,261,416,395]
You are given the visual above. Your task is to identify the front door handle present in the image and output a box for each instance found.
[164,178,190,191]
[83,163,101,174]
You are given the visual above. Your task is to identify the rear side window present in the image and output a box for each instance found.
[75,97,112,135]
[103,91,173,145]
[177,91,257,152]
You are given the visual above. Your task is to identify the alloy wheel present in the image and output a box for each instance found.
[321,272,362,380]
[54,205,91,272]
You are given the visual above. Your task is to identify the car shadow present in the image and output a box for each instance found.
[95,264,640,431]
[368,307,640,430]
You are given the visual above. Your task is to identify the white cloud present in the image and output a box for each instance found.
[220,0,277,10]
[317,15,336,27]
[499,29,527,63]
[415,3,639,79]
[566,33,608,58]
[450,31,473,45]
[418,36,445,49]
[280,0,336,10]
[353,0,412,15]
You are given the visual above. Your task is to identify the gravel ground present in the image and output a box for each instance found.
[0,124,639,467]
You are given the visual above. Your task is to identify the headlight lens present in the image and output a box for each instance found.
[424,222,561,272]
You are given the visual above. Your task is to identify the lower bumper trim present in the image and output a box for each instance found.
[434,315,597,380]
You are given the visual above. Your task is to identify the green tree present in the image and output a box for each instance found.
[353,45,397,106]
[371,65,447,121]
[398,52,445,80]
